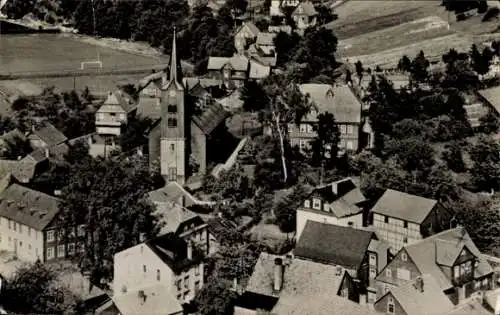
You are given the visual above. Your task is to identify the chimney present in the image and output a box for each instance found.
[274,258,284,292]
[139,233,146,243]
[233,277,238,290]
[17,155,22,161]
[187,241,193,260]
[335,266,343,276]
[414,276,424,293]
[138,290,146,304]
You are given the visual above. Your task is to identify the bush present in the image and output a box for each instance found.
[482,7,499,21]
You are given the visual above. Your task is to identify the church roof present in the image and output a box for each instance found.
[192,102,230,135]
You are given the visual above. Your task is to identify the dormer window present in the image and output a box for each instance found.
[312,198,321,210]
[304,200,311,208]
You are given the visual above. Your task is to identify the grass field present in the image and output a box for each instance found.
[0,33,168,74]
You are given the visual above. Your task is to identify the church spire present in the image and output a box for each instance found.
[169,26,182,85]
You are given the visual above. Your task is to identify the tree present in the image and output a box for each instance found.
[274,183,309,233]
[384,138,435,172]
[492,41,500,57]
[274,31,301,67]
[310,112,340,169]
[195,278,236,315]
[240,81,268,112]
[1,261,79,314]
[315,4,336,24]
[59,156,162,284]
[470,44,491,75]
[479,111,500,134]
[209,165,254,202]
[468,135,500,192]
[2,134,32,160]
[119,116,152,152]
[355,60,364,84]
[442,141,466,173]
[296,27,339,79]
[397,55,412,73]
[410,51,430,83]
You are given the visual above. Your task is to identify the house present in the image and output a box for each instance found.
[295,83,371,153]
[26,122,67,150]
[137,30,235,183]
[477,85,500,117]
[148,181,215,208]
[95,91,133,136]
[294,221,389,303]
[371,189,454,255]
[246,32,277,69]
[296,177,369,238]
[291,1,317,32]
[234,21,260,53]
[0,184,83,262]
[0,157,45,184]
[113,233,205,308]
[237,252,369,314]
[375,227,494,305]
[269,0,299,18]
[374,274,455,315]
[207,55,250,89]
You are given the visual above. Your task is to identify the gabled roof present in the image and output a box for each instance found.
[27,148,48,163]
[478,85,500,115]
[113,284,183,315]
[155,203,201,235]
[207,55,249,71]
[307,177,367,218]
[379,274,454,315]
[206,217,238,241]
[273,294,378,315]
[292,1,317,16]
[98,91,130,113]
[192,102,230,135]
[299,84,362,123]
[246,253,346,298]
[145,232,202,274]
[148,181,207,207]
[256,32,277,47]
[0,183,61,230]
[0,159,38,183]
[295,221,375,270]
[371,189,438,223]
[447,299,491,315]
[380,227,493,291]
[236,21,260,38]
[249,60,272,80]
[30,122,67,147]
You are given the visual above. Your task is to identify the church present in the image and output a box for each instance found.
[136,29,237,184]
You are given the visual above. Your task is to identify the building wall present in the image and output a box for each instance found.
[420,204,453,239]
[190,122,207,175]
[160,138,186,184]
[44,224,85,262]
[113,243,205,303]
[293,15,317,30]
[375,248,421,299]
[296,208,363,240]
[374,292,407,315]
[0,217,44,262]
[96,126,121,136]
[113,244,175,296]
[288,122,361,153]
[373,213,423,254]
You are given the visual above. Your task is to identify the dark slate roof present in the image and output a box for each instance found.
[295,221,374,270]
[371,189,438,223]
[145,232,202,274]
[0,184,61,230]
[192,102,230,135]
[32,123,67,147]
[0,159,38,183]
[206,217,238,241]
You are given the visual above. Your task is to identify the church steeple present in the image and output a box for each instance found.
[167,26,183,88]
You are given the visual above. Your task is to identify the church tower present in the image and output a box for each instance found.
[160,28,187,184]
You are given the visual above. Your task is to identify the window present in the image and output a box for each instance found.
[176,279,182,291]
[7,220,10,230]
[167,118,177,128]
[312,198,321,210]
[58,230,64,240]
[13,222,16,231]
[347,125,353,134]
[307,124,314,133]
[483,278,488,287]
[341,288,349,298]
[304,200,311,208]
[403,221,408,228]
[143,265,147,273]
[57,245,65,257]
[454,265,460,279]
[300,124,307,133]
[110,113,116,117]
[168,105,177,113]
[369,254,377,265]
[168,167,177,182]
[195,265,200,276]
[340,125,347,134]
[19,224,22,233]
[28,227,31,237]
[475,280,481,289]
[47,230,55,242]
[77,225,85,237]
[195,280,201,292]
[157,269,161,281]
[386,269,392,277]
[170,144,175,152]
[184,276,190,289]
[384,216,389,223]
[19,241,22,247]
[28,244,31,250]
[387,298,395,314]
[401,252,407,261]
[46,247,54,260]
[403,237,408,244]
[68,243,75,255]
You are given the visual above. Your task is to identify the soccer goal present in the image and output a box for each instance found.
[80,60,103,70]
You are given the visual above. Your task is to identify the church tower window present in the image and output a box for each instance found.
[168,118,177,128]
[168,105,177,113]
